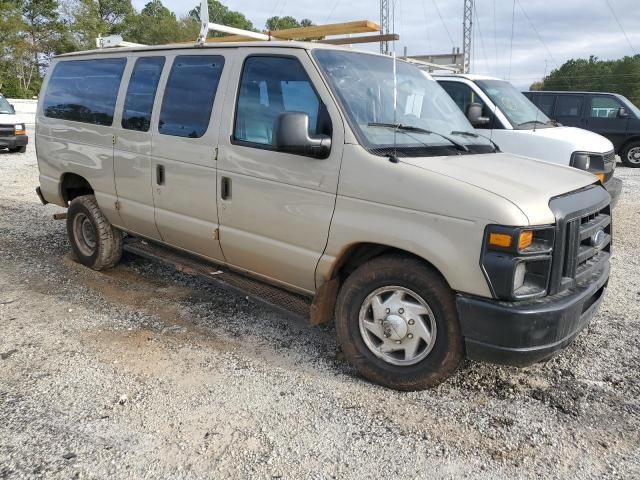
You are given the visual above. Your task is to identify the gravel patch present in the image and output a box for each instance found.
[0,145,638,479]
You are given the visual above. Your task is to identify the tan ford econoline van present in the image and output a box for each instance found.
[35,42,612,390]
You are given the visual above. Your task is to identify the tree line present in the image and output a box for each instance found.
[531,55,640,107]
[0,0,313,98]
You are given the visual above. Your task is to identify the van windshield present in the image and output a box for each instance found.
[476,79,552,129]
[313,50,494,156]
[0,96,13,114]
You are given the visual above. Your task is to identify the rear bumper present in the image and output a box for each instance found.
[456,260,609,366]
[0,135,28,149]
[603,177,622,208]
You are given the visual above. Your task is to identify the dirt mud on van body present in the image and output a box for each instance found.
[1,144,639,479]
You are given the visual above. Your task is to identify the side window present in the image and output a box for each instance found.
[234,56,327,146]
[159,55,225,138]
[439,81,491,129]
[591,96,622,118]
[536,95,555,117]
[122,57,165,132]
[555,95,583,117]
[43,58,126,126]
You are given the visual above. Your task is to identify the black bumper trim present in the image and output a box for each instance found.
[456,260,609,366]
[0,135,28,149]
[36,187,48,206]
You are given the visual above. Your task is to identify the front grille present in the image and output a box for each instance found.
[0,124,14,138]
[548,186,611,294]
[603,151,616,165]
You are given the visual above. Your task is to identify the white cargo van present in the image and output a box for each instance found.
[35,42,611,391]
[436,74,622,205]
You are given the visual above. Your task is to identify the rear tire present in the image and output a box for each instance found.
[335,255,464,391]
[621,141,640,168]
[66,195,122,270]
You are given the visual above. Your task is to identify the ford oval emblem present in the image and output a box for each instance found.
[591,229,606,248]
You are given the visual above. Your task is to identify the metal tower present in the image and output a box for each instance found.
[380,0,390,54]
[462,0,474,73]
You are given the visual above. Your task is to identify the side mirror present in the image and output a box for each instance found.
[273,112,331,159]
[467,102,490,126]
[617,106,629,118]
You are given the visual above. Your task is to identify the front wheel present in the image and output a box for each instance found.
[335,255,464,391]
[66,195,123,270]
[621,141,640,168]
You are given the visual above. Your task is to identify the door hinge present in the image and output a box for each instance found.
[213,228,219,240]
[115,200,121,211]
[214,147,219,161]
[112,135,116,145]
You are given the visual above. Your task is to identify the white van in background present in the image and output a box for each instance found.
[435,74,622,205]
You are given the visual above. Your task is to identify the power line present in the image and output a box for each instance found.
[516,0,559,68]
[604,0,637,55]
[324,0,341,23]
[431,0,455,48]
[420,0,432,53]
[473,1,490,72]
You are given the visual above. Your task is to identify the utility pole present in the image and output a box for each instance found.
[462,0,474,73]
[380,0,390,54]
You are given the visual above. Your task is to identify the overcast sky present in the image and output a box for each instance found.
[132,0,640,89]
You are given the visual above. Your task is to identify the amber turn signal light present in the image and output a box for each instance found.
[14,125,25,136]
[518,230,533,250]
[595,173,605,183]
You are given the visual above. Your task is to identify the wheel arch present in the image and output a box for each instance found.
[59,172,94,205]
[310,242,451,326]
[620,135,640,155]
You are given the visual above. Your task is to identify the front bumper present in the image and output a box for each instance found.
[603,177,622,208]
[0,134,28,149]
[456,260,609,366]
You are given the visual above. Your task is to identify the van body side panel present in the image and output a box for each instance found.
[317,144,531,297]
[216,48,345,292]
[149,52,232,261]
[36,55,127,226]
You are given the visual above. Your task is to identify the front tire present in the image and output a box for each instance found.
[621,141,640,168]
[66,195,122,270]
[335,255,464,391]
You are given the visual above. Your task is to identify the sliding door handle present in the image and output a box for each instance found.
[221,176,231,200]
[156,165,165,185]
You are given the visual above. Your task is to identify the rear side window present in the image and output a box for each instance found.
[535,94,555,117]
[43,58,126,126]
[122,57,165,132]
[555,95,583,117]
[159,55,224,138]
[234,56,325,146]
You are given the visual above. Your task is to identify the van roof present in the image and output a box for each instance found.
[55,40,366,59]
[526,90,628,98]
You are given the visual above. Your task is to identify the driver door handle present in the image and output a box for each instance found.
[221,176,231,200]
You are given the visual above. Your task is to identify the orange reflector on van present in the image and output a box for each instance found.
[596,173,605,183]
[488,233,512,248]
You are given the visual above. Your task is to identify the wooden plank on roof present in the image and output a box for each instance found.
[204,20,381,43]
[320,33,399,45]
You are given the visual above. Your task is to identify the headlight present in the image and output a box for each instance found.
[571,151,609,183]
[481,225,555,300]
[571,153,590,171]
[14,124,25,135]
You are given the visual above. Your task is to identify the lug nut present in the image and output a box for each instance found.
[385,308,390,314]
[395,340,401,344]
[408,319,415,325]
[398,308,404,314]
[408,334,414,339]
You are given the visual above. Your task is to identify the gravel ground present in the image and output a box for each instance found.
[1,143,639,479]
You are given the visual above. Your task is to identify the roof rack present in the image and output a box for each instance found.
[96,35,145,49]
[195,0,393,47]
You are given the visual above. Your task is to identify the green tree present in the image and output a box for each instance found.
[67,0,133,48]
[536,55,640,107]
[122,0,192,45]
[188,0,255,37]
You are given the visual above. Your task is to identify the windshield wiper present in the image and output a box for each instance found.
[517,120,549,128]
[450,130,501,152]
[368,122,469,153]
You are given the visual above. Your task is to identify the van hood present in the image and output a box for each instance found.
[401,152,601,225]
[516,126,614,154]
[0,112,22,125]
